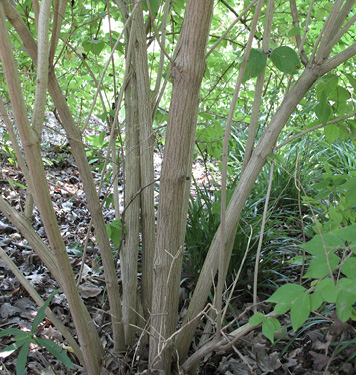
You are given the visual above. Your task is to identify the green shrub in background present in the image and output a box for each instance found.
[188,128,356,337]
[248,139,356,340]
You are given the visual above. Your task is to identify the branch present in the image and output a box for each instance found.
[32,0,51,138]
[217,0,264,339]
[319,43,356,75]
[241,0,274,172]
[325,11,356,55]
[146,0,173,63]
[314,0,344,63]
[49,0,68,64]
[276,113,356,150]
[322,0,356,58]
[151,0,172,108]
[289,0,309,66]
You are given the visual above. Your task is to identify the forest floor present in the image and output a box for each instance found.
[0,117,356,374]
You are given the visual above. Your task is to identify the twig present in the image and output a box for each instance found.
[276,113,356,150]
[221,224,253,322]
[206,0,258,58]
[253,157,274,313]
[146,0,173,64]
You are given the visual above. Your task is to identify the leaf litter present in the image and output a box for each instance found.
[0,116,356,374]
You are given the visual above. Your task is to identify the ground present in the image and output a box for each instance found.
[0,117,356,374]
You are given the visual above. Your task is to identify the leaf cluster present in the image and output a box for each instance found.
[0,291,74,374]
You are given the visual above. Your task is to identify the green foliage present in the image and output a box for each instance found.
[3,0,356,369]
[106,219,123,246]
[242,48,267,82]
[0,291,74,374]
[264,220,356,335]
[1,132,17,166]
[243,137,356,340]
[249,313,281,343]
[142,0,160,14]
[270,46,301,75]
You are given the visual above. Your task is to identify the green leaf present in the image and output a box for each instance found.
[345,73,356,92]
[0,328,25,337]
[339,178,356,208]
[351,309,356,321]
[288,27,301,37]
[107,219,122,246]
[274,302,292,315]
[304,253,340,279]
[315,278,338,303]
[345,190,356,209]
[315,91,331,126]
[262,317,281,343]
[142,0,159,14]
[329,86,351,104]
[13,334,30,341]
[341,258,356,279]
[324,125,339,143]
[242,48,267,82]
[300,233,344,256]
[291,292,310,331]
[310,291,323,311]
[0,340,26,359]
[32,290,58,333]
[267,283,305,314]
[267,283,306,304]
[270,46,301,74]
[316,74,338,98]
[315,8,326,21]
[36,337,75,369]
[16,342,29,375]
[328,205,343,225]
[335,223,356,244]
[249,312,265,326]
[66,242,84,257]
[336,278,356,322]
[83,39,105,56]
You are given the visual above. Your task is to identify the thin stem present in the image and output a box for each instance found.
[217,0,264,339]
[242,0,274,172]
[82,4,137,132]
[276,113,356,150]
[253,158,274,313]
[31,0,51,138]
[206,0,258,59]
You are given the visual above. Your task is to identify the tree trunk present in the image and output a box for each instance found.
[149,1,214,372]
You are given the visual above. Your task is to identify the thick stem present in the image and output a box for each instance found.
[149,1,214,372]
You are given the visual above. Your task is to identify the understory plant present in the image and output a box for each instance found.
[250,139,356,340]
[0,291,74,375]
